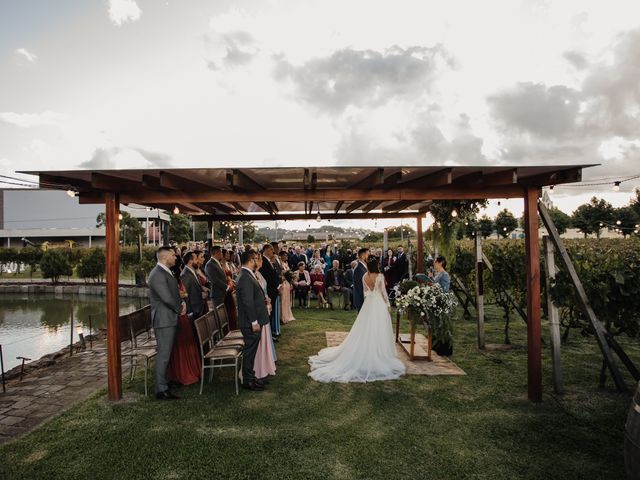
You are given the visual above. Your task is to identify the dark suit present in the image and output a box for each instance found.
[326,268,350,307]
[259,255,280,335]
[180,266,205,319]
[391,252,408,284]
[236,268,270,384]
[205,258,228,307]
[352,261,368,312]
[148,264,182,394]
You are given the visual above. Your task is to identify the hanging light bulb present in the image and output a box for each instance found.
[451,209,458,218]
[497,201,501,207]
[118,213,123,221]
[173,206,180,214]
[599,222,604,227]
[549,185,555,191]
[616,220,622,225]
[66,189,75,198]
[613,181,621,191]
[316,210,321,222]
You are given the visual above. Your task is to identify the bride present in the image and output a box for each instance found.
[308,257,406,383]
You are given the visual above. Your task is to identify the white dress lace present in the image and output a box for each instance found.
[308,273,406,383]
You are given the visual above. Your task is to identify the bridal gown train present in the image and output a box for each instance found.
[308,273,406,383]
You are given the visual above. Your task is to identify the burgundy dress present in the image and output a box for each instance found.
[310,272,326,295]
[168,282,201,386]
[224,265,239,330]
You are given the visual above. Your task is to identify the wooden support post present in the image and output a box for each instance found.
[207,220,213,250]
[395,310,400,343]
[475,235,485,350]
[543,236,564,394]
[538,202,628,393]
[105,193,122,401]
[416,216,424,274]
[524,187,542,403]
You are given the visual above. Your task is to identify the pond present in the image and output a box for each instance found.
[0,293,143,371]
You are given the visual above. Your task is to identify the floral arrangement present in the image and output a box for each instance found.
[393,280,457,350]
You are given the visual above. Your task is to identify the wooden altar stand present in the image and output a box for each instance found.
[395,311,432,361]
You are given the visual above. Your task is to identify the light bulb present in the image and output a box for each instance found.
[451,209,458,218]
[599,223,604,227]
[66,189,75,197]
[118,213,123,220]
[316,212,321,221]
[503,227,507,231]
[549,185,554,191]
[173,206,180,214]
[616,220,621,225]
[613,181,620,191]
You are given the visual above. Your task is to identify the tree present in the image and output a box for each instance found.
[463,216,478,239]
[41,249,72,283]
[306,234,316,243]
[611,206,639,238]
[546,207,572,235]
[362,231,382,243]
[77,248,106,283]
[572,197,613,238]
[96,211,145,245]
[385,225,416,238]
[495,209,518,238]
[216,221,256,243]
[630,188,640,219]
[478,216,494,239]
[169,213,191,244]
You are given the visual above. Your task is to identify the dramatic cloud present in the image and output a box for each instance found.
[108,0,141,26]
[79,147,172,169]
[15,48,37,63]
[274,45,455,114]
[0,111,69,128]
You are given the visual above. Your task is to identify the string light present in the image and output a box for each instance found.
[118,213,123,220]
[616,220,621,225]
[316,210,321,222]
[173,206,180,214]
[66,189,75,198]
[451,209,458,218]
[613,181,620,191]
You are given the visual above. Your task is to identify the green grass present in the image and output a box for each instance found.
[0,305,637,480]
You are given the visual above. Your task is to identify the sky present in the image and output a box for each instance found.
[1,0,639,232]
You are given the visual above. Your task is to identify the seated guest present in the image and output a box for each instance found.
[343,260,357,309]
[310,264,328,308]
[293,262,311,308]
[326,260,351,310]
[428,255,451,293]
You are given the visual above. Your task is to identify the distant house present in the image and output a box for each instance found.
[0,189,170,247]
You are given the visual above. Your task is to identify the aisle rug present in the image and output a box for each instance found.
[324,331,466,376]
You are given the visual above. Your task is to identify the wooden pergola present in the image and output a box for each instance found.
[25,164,591,403]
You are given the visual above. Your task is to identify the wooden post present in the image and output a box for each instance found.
[543,236,564,394]
[395,310,400,343]
[416,216,424,274]
[207,220,213,250]
[524,188,542,403]
[475,235,485,350]
[410,321,416,360]
[105,193,122,401]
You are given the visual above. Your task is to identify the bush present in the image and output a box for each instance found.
[40,249,73,283]
[77,248,106,283]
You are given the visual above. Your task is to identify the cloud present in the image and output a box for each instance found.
[563,50,588,70]
[78,146,173,169]
[204,31,260,70]
[108,0,142,26]
[0,111,69,128]
[274,45,455,114]
[15,48,37,63]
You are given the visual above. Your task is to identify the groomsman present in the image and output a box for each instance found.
[236,250,269,391]
[180,251,205,320]
[148,246,184,400]
[205,246,228,308]
[352,248,369,312]
[259,244,280,337]
[391,246,408,284]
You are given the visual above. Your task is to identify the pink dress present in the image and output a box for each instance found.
[279,280,296,323]
[253,272,277,379]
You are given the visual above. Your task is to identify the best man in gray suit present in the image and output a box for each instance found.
[236,250,270,391]
[180,251,205,320]
[148,246,185,400]
[205,245,229,308]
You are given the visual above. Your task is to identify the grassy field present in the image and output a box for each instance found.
[0,304,637,480]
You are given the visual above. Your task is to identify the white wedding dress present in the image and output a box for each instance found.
[308,273,406,383]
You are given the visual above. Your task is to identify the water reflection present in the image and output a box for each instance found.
[0,293,142,370]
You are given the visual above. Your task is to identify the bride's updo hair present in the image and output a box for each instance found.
[367,257,380,273]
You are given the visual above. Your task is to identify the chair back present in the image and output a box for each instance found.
[215,303,230,336]
[129,307,151,346]
[194,316,210,357]
[118,313,133,346]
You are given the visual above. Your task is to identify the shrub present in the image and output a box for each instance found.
[40,249,73,283]
[77,248,106,283]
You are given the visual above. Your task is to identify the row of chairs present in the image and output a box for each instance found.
[119,306,157,397]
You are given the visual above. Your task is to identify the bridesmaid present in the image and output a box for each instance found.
[194,250,210,314]
[253,254,277,379]
[167,280,201,386]
[222,248,239,330]
[279,270,296,324]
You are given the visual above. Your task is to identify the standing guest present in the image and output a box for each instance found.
[222,249,239,330]
[259,244,281,338]
[326,260,351,310]
[193,250,210,314]
[382,248,396,292]
[429,255,451,293]
[278,250,290,273]
[352,248,369,312]
[148,246,185,400]
[224,249,239,278]
[310,264,328,308]
[293,262,311,308]
[205,246,228,309]
[280,270,296,323]
[254,254,277,378]
[236,251,268,391]
[308,249,324,271]
[180,251,206,320]
[170,246,183,277]
[322,247,332,276]
[391,245,408,285]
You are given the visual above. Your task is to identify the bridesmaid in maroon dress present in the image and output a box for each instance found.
[222,249,239,330]
[168,281,201,386]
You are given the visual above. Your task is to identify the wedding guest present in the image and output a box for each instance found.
[429,255,451,293]
[180,251,206,320]
[353,248,369,312]
[322,248,332,276]
[221,249,239,330]
[254,253,277,378]
[344,260,357,309]
[293,262,311,308]
[309,249,325,271]
[326,259,350,310]
[382,248,396,291]
[205,246,229,309]
[279,270,296,324]
[310,264,328,308]
[390,246,408,284]
[193,250,210,314]
[278,250,290,273]
[259,244,281,338]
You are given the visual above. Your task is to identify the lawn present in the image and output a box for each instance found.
[0,304,636,480]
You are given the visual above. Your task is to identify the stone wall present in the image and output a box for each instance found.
[0,283,149,298]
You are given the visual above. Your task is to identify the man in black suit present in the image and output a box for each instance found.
[391,245,409,285]
[236,250,269,391]
[205,245,228,308]
[180,251,205,320]
[352,248,369,312]
[259,244,280,336]
[326,259,351,310]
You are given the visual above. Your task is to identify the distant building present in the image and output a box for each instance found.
[0,189,170,247]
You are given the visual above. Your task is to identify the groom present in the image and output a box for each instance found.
[352,247,369,312]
